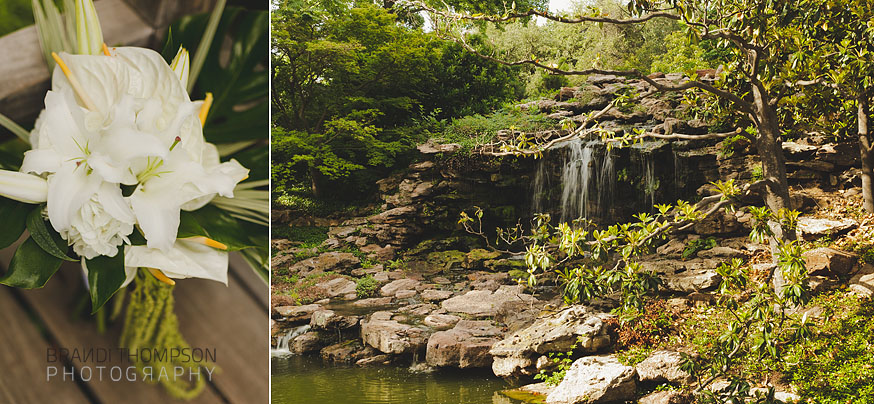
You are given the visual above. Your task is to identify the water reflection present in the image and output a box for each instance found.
[271,355,526,404]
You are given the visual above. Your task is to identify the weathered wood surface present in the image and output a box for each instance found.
[0,287,92,404]
[0,0,213,131]
[0,241,268,404]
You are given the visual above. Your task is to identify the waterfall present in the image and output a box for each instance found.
[272,325,311,357]
[531,158,549,214]
[539,138,616,223]
[642,153,656,209]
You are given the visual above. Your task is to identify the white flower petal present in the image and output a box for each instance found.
[129,183,181,252]
[47,162,101,233]
[125,240,228,285]
[0,170,48,204]
[20,149,62,175]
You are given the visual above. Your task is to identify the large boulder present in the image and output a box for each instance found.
[635,350,692,384]
[426,320,502,368]
[360,311,429,355]
[314,277,357,298]
[289,252,360,276]
[310,309,359,330]
[274,304,321,323]
[545,355,636,404]
[441,285,537,317]
[639,258,722,292]
[490,306,613,379]
[380,278,422,297]
[798,217,857,241]
[803,247,859,276]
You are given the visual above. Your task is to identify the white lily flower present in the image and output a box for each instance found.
[75,0,103,55]
[21,45,247,283]
[0,170,48,204]
[124,239,229,285]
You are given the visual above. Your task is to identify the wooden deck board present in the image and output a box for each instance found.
[175,265,269,404]
[0,240,267,403]
[0,287,92,404]
[17,263,227,404]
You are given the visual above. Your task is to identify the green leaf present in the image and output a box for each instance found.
[0,197,30,249]
[85,245,126,313]
[165,7,268,144]
[178,205,260,251]
[25,206,77,261]
[0,237,63,288]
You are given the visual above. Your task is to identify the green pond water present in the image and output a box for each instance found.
[271,355,533,404]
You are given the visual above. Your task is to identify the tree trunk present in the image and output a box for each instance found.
[308,164,323,199]
[858,95,874,213]
[751,85,795,292]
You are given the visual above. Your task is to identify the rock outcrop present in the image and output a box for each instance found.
[490,306,613,379]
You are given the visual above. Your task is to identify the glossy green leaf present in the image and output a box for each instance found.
[0,237,63,288]
[165,7,268,144]
[26,206,77,261]
[0,197,30,249]
[178,205,260,251]
[85,245,126,313]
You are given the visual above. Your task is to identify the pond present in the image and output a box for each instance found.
[271,354,537,404]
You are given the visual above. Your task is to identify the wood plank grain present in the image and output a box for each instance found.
[229,252,269,308]
[122,0,217,29]
[0,0,154,127]
[175,265,269,403]
[16,264,228,404]
[0,287,92,404]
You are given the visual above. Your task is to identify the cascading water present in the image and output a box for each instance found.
[641,152,656,209]
[272,325,311,357]
[531,137,616,223]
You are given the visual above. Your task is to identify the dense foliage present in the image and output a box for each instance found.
[271,0,519,202]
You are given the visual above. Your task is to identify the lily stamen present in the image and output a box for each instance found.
[51,52,98,111]
[102,43,111,56]
[147,267,176,286]
[182,236,228,250]
[198,93,213,126]
[170,136,182,151]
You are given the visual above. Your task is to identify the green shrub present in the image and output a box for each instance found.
[682,237,717,259]
[355,275,379,298]
[440,108,553,151]
[781,294,874,403]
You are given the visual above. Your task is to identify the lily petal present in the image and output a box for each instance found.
[125,240,228,285]
[0,170,48,204]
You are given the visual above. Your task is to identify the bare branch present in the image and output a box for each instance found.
[448,36,757,115]
[409,1,680,25]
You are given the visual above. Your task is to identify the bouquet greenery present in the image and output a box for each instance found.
[0,0,268,398]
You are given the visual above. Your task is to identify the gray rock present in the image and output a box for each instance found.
[291,332,322,353]
[850,265,874,297]
[639,259,721,292]
[395,289,417,299]
[635,350,692,384]
[545,355,636,404]
[289,252,360,276]
[802,247,859,275]
[421,289,454,302]
[315,277,357,298]
[442,285,537,317]
[352,297,393,308]
[490,306,613,379]
[424,314,461,329]
[380,279,422,297]
[360,311,429,355]
[638,390,693,404]
[798,217,857,241]
[426,320,502,368]
[274,304,320,322]
[310,309,358,330]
